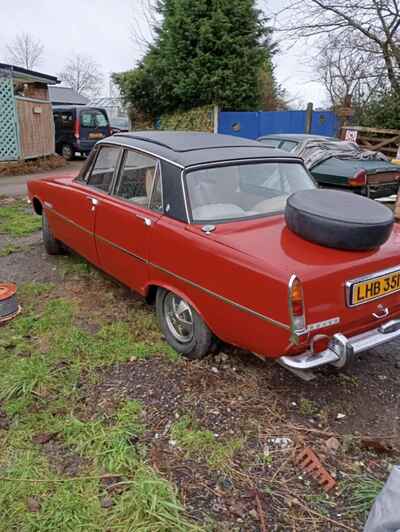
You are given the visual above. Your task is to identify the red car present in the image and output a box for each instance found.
[27,132,400,378]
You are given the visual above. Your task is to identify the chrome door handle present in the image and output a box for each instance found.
[88,197,99,206]
[136,214,152,226]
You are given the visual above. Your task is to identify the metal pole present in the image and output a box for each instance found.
[305,102,313,134]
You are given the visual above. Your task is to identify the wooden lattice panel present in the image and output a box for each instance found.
[0,76,20,161]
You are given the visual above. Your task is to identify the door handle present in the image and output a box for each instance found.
[88,197,99,206]
[136,214,152,227]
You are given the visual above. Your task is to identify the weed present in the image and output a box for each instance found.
[0,243,23,256]
[299,398,319,417]
[0,200,41,236]
[171,416,242,469]
[344,475,384,517]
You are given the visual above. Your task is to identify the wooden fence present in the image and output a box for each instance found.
[341,126,400,159]
[15,96,55,159]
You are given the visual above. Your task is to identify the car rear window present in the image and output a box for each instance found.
[186,161,315,223]
[80,110,109,128]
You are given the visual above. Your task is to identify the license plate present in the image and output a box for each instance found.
[88,132,105,140]
[348,269,400,306]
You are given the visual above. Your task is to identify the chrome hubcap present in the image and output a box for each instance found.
[164,293,194,343]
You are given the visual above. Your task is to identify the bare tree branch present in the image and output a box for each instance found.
[269,0,400,91]
[6,33,44,70]
[58,54,103,99]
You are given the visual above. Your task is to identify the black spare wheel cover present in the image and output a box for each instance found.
[285,189,394,251]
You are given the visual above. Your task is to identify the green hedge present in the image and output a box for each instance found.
[159,105,215,132]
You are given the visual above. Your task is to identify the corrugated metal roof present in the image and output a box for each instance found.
[49,86,88,105]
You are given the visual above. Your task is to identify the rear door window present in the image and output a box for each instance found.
[87,146,120,192]
[114,150,157,207]
[61,111,73,128]
[259,139,281,149]
[80,110,109,128]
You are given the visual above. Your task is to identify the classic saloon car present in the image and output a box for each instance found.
[27,132,400,377]
[257,134,400,199]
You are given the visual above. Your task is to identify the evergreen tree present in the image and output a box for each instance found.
[115,0,278,116]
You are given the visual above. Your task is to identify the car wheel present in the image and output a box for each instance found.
[42,212,64,255]
[156,288,213,360]
[61,144,74,161]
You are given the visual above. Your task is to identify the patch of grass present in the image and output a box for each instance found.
[62,400,144,472]
[299,398,319,417]
[171,416,242,469]
[0,275,203,531]
[0,200,41,236]
[108,465,203,532]
[0,243,23,256]
[57,254,95,278]
[344,475,384,517]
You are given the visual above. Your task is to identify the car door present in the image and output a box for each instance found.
[46,144,121,266]
[94,148,163,294]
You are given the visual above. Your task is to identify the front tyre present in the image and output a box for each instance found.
[156,288,213,360]
[42,212,64,255]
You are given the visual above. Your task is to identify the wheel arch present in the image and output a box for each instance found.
[144,282,214,332]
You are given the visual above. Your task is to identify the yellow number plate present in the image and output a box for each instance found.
[349,270,400,306]
[88,132,105,139]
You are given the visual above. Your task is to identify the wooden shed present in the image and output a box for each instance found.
[0,63,59,162]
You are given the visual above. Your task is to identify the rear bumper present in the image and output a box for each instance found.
[279,319,400,370]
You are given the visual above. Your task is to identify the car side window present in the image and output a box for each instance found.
[61,111,73,128]
[280,140,299,152]
[87,146,120,192]
[149,164,163,212]
[259,139,280,149]
[114,150,157,207]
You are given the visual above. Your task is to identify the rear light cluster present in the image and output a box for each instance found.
[348,169,367,187]
[288,274,306,337]
[74,117,80,140]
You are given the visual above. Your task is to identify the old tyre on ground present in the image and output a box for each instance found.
[42,212,64,255]
[285,189,394,251]
[156,288,214,359]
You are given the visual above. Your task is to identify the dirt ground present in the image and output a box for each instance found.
[1,198,400,531]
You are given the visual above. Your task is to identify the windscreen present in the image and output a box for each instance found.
[186,162,315,222]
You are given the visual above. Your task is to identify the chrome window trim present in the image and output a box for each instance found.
[97,140,184,169]
[44,205,290,331]
[345,265,400,307]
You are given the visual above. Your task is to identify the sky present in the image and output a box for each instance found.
[0,0,327,108]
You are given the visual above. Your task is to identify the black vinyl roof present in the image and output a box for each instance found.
[103,131,299,167]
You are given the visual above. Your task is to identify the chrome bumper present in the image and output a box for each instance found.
[279,319,400,371]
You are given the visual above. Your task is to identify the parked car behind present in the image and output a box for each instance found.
[110,117,130,134]
[27,132,400,378]
[258,134,400,199]
[53,106,111,160]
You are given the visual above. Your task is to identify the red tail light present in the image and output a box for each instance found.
[74,117,80,140]
[289,274,306,337]
[348,169,367,187]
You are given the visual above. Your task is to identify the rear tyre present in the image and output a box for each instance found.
[42,212,64,255]
[156,288,213,360]
[61,144,74,161]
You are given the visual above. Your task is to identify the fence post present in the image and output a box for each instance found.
[213,105,219,134]
[305,102,313,134]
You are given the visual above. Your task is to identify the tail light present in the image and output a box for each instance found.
[348,169,367,187]
[74,117,80,140]
[289,274,306,338]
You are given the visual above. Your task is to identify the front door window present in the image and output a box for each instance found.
[87,146,120,193]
